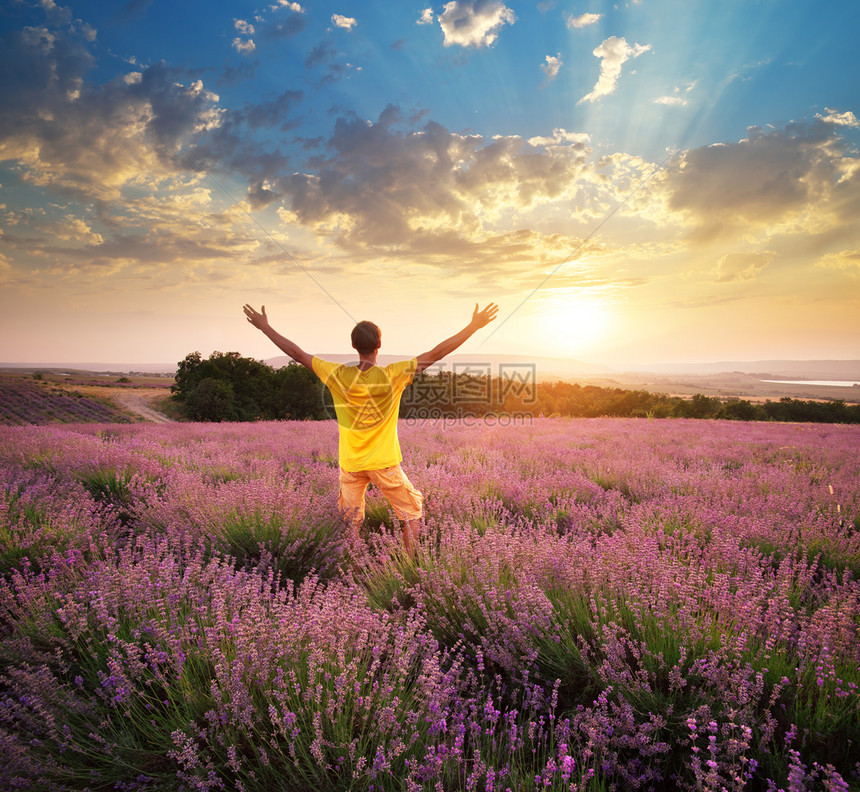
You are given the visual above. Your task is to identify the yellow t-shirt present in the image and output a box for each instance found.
[312,357,417,472]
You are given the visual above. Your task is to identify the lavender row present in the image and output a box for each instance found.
[0,378,134,426]
[0,418,858,791]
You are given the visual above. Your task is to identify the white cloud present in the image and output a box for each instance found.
[331,13,357,31]
[566,12,600,29]
[656,81,697,105]
[527,128,589,147]
[579,36,651,104]
[274,1,304,10]
[417,8,434,25]
[232,37,256,54]
[816,108,859,127]
[541,53,562,81]
[232,19,256,53]
[234,19,255,35]
[438,0,516,48]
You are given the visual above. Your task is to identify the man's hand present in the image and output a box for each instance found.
[243,304,270,331]
[470,302,499,330]
[416,301,499,373]
[243,304,313,369]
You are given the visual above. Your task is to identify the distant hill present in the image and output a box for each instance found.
[266,355,860,383]
[0,362,175,375]
[4,357,859,384]
[613,359,860,380]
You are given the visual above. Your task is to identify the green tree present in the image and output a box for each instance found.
[720,399,767,421]
[172,352,327,422]
[185,377,239,422]
[274,363,330,420]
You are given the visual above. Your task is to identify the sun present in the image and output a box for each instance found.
[536,295,614,356]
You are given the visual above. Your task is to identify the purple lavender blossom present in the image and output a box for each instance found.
[0,418,857,790]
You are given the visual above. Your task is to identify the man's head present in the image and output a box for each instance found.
[351,320,381,356]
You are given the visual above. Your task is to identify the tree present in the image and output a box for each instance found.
[185,377,239,422]
[172,352,326,422]
[274,363,330,420]
[719,399,767,421]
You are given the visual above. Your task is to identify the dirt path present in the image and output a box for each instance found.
[112,390,175,423]
[75,386,175,423]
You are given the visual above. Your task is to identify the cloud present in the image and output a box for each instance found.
[304,40,353,84]
[256,1,307,41]
[50,216,105,245]
[234,19,254,36]
[654,96,686,106]
[438,0,516,48]
[232,19,255,52]
[36,0,73,27]
[0,24,225,202]
[218,58,259,87]
[417,8,434,25]
[0,178,272,293]
[566,12,600,29]
[232,37,256,54]
[816,249,860,272]
[816,108,859,127]
[241,89,303,130]
[331,14,357,31]
[0,24,94,129]
[541,53,562,82]
[655,81,696,106]
[110,0,154,26]
[712,250,774,282]
[579,36,651,104]
[0,18,301,211]
[660,119,860,241]
[527,128,589,148]
[275,106,591,259]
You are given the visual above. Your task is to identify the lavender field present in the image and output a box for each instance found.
[0,418,858,791]
[0,376,136,426]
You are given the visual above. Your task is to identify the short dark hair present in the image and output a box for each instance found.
[351,321,381,355]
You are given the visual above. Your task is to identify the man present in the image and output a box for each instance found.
[243,302,499,554]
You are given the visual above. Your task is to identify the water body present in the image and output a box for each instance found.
[761,380,860,387]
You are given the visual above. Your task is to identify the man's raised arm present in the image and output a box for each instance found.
[243,304,314,369]
[416,302,499,374]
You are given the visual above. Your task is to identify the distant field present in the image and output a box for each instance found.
[0,373,138,425]
[1,418,858,790]
[0,372,180,425]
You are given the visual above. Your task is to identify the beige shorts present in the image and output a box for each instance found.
[338,464,424,527]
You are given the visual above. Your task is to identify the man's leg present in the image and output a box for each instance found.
[369,465,424,556]
[338,468,369,540]
[403,519,421,557]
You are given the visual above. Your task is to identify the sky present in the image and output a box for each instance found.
[0,0,858,369]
